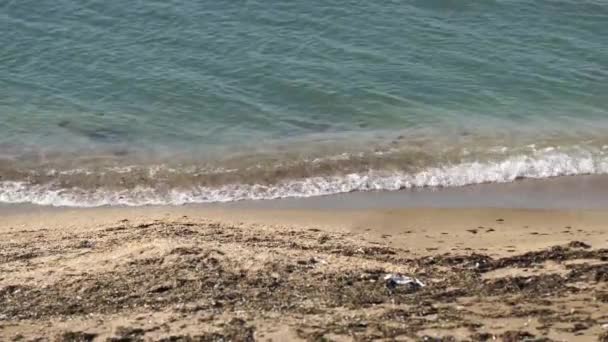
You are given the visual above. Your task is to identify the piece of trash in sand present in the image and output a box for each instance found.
[384,274,425,292]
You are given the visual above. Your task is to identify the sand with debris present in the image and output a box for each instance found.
[1,207,608,341]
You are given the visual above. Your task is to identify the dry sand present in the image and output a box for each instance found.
[1,206,608,341]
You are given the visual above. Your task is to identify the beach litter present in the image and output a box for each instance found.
[384,274,425,292]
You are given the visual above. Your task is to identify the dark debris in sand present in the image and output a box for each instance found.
[1,221,608,341]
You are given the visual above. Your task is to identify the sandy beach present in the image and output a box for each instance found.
[1,202,607,341]
[3,0,608,340]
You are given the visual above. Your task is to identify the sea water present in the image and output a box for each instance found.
[1,0,607,206]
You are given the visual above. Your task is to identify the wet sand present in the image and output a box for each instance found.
[1,204,608,341]
[213,174,608,210]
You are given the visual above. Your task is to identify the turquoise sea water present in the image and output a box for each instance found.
[1,0,607,206]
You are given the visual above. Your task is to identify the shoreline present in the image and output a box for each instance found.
[1,174,608,214]
[1,161,608,208]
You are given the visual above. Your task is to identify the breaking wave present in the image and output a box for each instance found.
[1,149,607,207]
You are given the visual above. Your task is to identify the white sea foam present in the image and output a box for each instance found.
[1,151,607,207]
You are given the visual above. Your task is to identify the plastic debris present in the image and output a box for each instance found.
[384,274,425,292]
